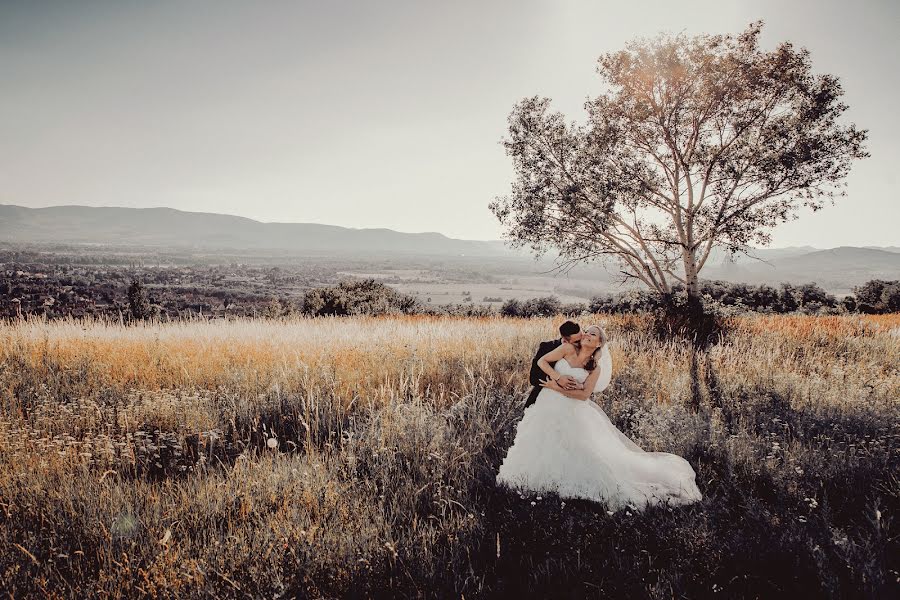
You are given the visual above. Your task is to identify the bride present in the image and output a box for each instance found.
[496,324,702,510]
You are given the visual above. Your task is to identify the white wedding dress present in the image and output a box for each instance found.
[496,349,702,510]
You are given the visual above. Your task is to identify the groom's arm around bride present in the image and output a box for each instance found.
[523,321,582,408]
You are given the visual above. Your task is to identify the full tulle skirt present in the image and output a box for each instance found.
[496,388,702,510]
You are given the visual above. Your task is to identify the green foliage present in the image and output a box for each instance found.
[499,298,586,318]
[426,303,496,317]
[589,290,660,314]
[491,22,868,302]
[587,281,844,316]
[126,278,151,320]
[854,279,900,314]
[302,279,422,316]
[650,294,729,349]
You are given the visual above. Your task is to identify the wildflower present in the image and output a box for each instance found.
[606,510,614,516]
[798,516,807,523]
[530,501,536,507]
[795,467,804,475]
[536,496,542,501]
[266,437,278,449]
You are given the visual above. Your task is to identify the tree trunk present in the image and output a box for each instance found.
[682,247,706,327]
[682,248,702,302]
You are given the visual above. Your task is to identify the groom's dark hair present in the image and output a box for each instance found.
[559,321,580,337]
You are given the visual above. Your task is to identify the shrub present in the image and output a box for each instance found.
[586,282,843,317]
[500,296,563,318]
[427,303,496,317]
[302,279,422,317]
[589,290,660,313]
[560,302,587,316]
[855,279,900,314]
[649,293,729,349]
[883,282,900,312]
[522,296,562,317]
[126,278,151,320]
[500,298,524,317]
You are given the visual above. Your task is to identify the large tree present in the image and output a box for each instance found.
[490,22,868,304]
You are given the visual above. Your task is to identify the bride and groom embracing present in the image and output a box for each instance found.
[496,321,702,510]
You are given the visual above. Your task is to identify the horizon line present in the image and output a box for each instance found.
[1,202,897,251]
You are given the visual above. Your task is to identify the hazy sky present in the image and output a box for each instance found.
[1,0,897,246]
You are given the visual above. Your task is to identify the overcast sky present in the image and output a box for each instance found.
[1,0,897,246]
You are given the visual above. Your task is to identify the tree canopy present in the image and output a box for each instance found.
[490,22,868,300]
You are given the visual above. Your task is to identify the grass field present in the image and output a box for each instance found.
[1,314,897,598]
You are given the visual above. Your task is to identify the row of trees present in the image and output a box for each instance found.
[160,278,890,322]
[588,281,841,315]
[503,280,899,318]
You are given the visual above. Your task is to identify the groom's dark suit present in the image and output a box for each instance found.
[524,338,564,408]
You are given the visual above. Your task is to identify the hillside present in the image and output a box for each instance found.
[0,204,512,257]
[705,246,900,291]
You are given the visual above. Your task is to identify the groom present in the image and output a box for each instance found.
[524,320,583,408]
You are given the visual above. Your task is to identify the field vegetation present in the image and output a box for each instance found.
[0,314,897,598]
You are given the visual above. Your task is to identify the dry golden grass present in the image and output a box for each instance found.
[1,315,551,399]
[0,313,897,598]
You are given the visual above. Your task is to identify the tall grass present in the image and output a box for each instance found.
[0,314,897,598]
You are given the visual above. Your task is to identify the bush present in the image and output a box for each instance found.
[500,296,562,318]
[559,302,587,317]
[854,279,900,314]
[427,303,496,317]
[649,294,729,349]
[884,282,900,312]
[126,278,151,321]
[500,298,523,317]
[589,290,660,313]
[302,279,421,317]
[586,281,844,317]
[298,278,898,322]
[523,296,562,317]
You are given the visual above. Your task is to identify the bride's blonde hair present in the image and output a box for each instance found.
[583,324,608,372]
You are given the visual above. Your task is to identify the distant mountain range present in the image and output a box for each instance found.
[0,204,510,256]
[705,247,900,292]
[1,204,898,290]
